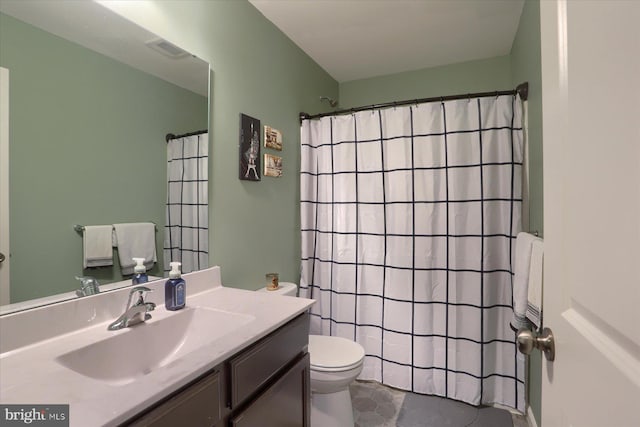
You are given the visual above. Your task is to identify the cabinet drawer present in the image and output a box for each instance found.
[229,312,309,408]
[230,353,310,427]
[126,369,222,427]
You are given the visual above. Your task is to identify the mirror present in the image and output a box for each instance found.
[0,1,210,314]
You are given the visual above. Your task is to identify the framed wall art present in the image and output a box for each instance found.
[264,153,283,177]
[239,114,261,181]
[264,125,282,151]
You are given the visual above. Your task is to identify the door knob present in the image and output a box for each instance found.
[517,327,555,361]
[0,252,4,263]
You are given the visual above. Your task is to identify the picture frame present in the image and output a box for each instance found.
[239,114,261,181]
[264,153,283,177]
[264,125,283,151]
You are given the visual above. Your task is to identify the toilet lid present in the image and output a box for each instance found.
[308,335,365,371]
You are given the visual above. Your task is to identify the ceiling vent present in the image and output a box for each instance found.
[145,38,190,59]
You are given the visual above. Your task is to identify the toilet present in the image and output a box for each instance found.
[258,282,365,427]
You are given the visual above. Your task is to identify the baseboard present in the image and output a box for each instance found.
[527,405,539,427]
[488,402,536,427]
[490,402,522,415]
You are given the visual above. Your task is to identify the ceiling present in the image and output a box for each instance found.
[1,0,524,90]
[249,0,525,83]
[0,0,208,96]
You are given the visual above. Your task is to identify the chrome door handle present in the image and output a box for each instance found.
[517,327,555,361]
[0,252,5,263]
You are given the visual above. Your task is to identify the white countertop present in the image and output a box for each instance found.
[0,267,314,427]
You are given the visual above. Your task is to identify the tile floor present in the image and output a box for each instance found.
[350,380,529,427]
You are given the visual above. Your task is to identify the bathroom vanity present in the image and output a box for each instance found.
[0,267,314,427]
[128,312,310,426]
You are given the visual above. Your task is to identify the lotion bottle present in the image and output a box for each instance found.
[165,262,186,311]
[132,257,149,285]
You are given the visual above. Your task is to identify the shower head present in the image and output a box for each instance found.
[320,96,338,108]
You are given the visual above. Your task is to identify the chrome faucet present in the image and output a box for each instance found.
[107,286,156,331]
[75,276,100,297]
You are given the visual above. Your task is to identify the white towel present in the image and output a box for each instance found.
[83,225,114,268]
[113,223,157,275]
[511,232,539,331]
[526,239,544,329]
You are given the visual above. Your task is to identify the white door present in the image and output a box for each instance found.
[540,1,640,426]
[0,67,9,305]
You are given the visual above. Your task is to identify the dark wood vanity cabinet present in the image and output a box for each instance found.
[228,311,310,427]
[229,353,309,427]
[125,312,310,427]
[127,368,224,427]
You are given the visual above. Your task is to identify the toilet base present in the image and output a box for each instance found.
[311,389,355,427]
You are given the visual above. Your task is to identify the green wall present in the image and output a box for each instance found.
[104,0,338,290]
[512,0,544,237]
[110,0,545,422]
[0,13,208,302]
[511,1,543,425]
[3,1,544,421]
[339,55,513,107]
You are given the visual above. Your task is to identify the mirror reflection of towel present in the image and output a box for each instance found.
[83,225,113,268]
[113,223,157,275]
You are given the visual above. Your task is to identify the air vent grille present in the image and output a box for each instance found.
[145,38,190,59]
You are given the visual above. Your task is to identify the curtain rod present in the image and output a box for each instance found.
[166,129,208,143]
[300,82,528,123]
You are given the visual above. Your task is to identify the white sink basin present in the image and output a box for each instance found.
[56,306,254,385]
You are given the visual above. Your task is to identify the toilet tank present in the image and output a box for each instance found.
[257,282,297,296]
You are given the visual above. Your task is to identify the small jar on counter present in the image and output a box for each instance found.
[265,273,279,290]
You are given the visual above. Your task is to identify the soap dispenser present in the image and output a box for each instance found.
[132,257,149,285]
[165,262,186,311]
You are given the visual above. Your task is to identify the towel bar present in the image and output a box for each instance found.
[74,223,157,232]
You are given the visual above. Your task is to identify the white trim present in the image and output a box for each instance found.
[0,66,10,305]
[491,402,523,414]
[527,405,539,427]
[490,402,532,427]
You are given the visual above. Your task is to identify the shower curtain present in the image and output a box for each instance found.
[164,132,209,275]
[300,95,525,411]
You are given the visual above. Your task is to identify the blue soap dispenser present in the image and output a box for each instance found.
[165,262,186,311]
[132,257,149,285]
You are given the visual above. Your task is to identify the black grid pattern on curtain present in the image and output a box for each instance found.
[164,133,209,274]
[300,95,524,410]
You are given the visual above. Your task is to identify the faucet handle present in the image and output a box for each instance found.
[75,275,99,285]
[127,286,152,308]
[75,276,100,296]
